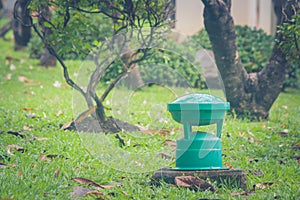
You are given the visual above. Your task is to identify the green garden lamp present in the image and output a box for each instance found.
[168,93,230,170]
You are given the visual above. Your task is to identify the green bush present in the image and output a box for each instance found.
[191,25,298,88]
[278,10,300,89]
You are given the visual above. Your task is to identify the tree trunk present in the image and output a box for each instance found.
[13,0,31,50]
[201,0,296,119]
[38,4,56,67]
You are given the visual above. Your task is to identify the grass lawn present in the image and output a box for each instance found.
[0,38,299,200]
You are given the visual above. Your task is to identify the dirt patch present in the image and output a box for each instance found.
[66,117,140,133]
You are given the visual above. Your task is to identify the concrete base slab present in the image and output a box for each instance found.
[151,168,247,190]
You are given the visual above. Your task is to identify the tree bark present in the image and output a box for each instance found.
[201,0,296,119]
[13,0,31,50]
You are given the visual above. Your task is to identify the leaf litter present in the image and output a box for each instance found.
[174,176,215,192]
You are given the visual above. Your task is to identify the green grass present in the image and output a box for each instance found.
[0,38,299,200]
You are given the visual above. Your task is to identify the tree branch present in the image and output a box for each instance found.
[32,24,86,98]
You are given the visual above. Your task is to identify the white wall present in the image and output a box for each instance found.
[175,0,276,35]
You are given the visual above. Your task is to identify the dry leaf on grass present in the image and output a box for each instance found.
[72,177,121,191]
[140,128,180,136]
[53,81,62,88]
[55,110,63,116]
[22,107,34,111]
[86,191,105,198]
[0,162,7,168]
[23,125,31,132]
[231,191,255,197]
[7,144,24,155]
[254,182,274,190]
[72,177,105,189]
[249,169,264,176]
[162,139,176,148]
[276,131,288,137]
[7,131,24,138]
[54,169,60,178]
[26,113,37,118]
[157,152,174,160]
[174,176,215,192]
[18,76,32,83]
[28,136,49,141]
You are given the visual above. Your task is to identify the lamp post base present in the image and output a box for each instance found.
[151,168,247,191]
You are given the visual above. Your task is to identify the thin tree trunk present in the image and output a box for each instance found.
[201,0,295,119]
[13,0,31,50]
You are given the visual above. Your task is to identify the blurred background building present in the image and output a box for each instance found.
[175,0,277,35]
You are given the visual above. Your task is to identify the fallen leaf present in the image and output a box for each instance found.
[22,107,34,111]
[40,155,48,161]
[71,177,105,189]
[26,113,37,118]
[18,171,23,177]
[28,136,49,141]
[238,132,246,137]
[281,124,287,128]
[7,131,24,138]
[7,144,24,155]
[54,169,60,178]
[10,163,17,167]
[254,182,274,190]
[140,128,180,136]
[231,191,255,197]
[157,152,174,160]
[249,169,264,176]
[23,125,31,132]
[247,137,254,143]
[18,75,32,83]
[99,182,121,189]
[10,64,16,70]
[53,80,62,88]
[0,162,7,168]
[276,132,288,137]
[282,105,288,109]
[174,176,215,192]
[55,110,63,117]
[162,139,176,148]
[224,162,234,170]
[46,154,65,159]
[6,56,20,62]
[260,123,266,128]
[6,73,12,80]
[24,82,42,86]
[86,191,105,198]
[24,90,35,95]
